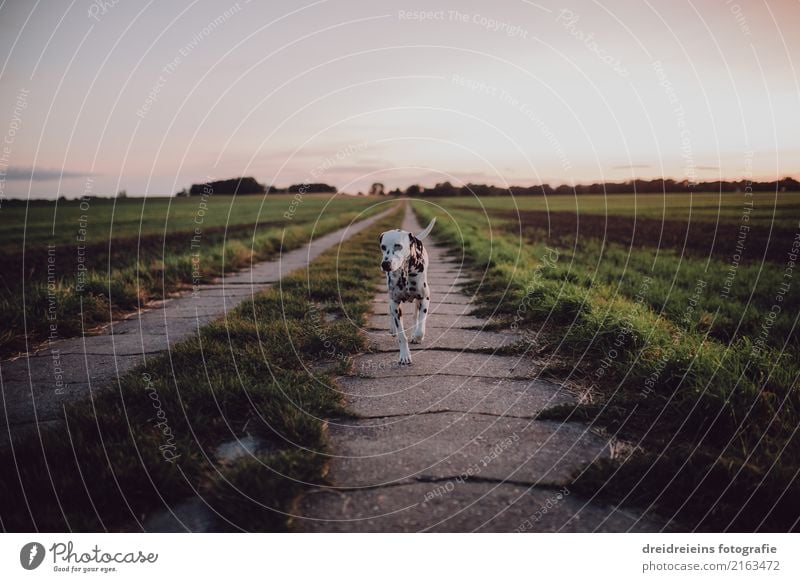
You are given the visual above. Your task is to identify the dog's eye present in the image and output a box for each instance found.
[394,244,402,251]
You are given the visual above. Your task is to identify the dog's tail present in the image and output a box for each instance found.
[415,217,436,240]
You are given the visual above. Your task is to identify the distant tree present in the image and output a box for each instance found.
[287,183,336,193]
[175,188,190,197]
[388,188,402,196]
[780,177,800,191]
[405,184,422,197]
[427,182,460,197]
[116,189,127,199]
[188,176,266,196]
[369,182,385,196]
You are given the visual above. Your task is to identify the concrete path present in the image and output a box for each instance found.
[0,209,392,445]
[293,209,668,532]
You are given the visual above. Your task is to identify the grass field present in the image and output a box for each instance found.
[0,204,403,531]
[0,194,381,357]
[445,191,800,227]
[413,192,800,531]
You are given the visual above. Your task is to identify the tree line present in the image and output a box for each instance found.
[400,177,800,197]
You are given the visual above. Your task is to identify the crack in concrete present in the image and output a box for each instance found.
[346,409,538,421]
[299,474,566,495]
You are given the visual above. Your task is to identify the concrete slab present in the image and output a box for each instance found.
[334,374,573,418]
[351,350,540,379]
[364,327,520,352]
[371,297,476,316]
[366,313,489,330]
[293,481,665,532]
[321,412,609,488]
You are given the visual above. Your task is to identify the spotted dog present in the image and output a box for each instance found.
[379,217,437,364]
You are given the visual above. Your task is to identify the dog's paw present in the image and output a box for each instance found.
[410,333,424,344]
[398,352,412,365]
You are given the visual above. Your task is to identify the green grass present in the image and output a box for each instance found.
[413,197,800,531]
[0,204,402,532]
[0,193,377,249]
[0,194,381,357]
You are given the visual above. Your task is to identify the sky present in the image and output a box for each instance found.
[0,0,798,199]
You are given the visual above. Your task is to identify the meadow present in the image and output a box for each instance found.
[0,194,381,357]
[413,191,800,531]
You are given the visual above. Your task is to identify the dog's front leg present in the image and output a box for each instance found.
[388,300,398,337]
[412,292,430,343]
[392,301,412,365]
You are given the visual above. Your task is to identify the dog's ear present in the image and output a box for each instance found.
[408,233,424,269]
[378,233,384,244]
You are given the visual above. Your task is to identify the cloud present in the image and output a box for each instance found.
[3,167,93,181]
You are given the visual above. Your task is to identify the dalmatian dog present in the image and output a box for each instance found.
[379,217,436,364]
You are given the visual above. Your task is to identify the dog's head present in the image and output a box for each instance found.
[378,229,424,273]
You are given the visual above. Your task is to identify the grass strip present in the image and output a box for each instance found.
[0,197,380,357]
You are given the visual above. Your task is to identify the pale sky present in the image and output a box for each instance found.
[0,0,798,199]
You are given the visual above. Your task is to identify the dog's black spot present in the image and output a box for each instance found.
[423,308,427,313]
[398,309,402,317]
[423,282,426,287]
[426,296,430,300]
